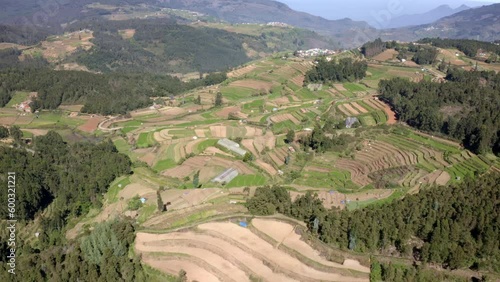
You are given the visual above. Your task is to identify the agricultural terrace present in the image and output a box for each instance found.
[136,219,369,282]
[22,30,94,62]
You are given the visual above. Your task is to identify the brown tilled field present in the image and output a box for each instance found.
[119,29,136,39]
[291,75,305,87]
[343,103,361,115]
[78,116,103,133]
[337,104,353,116]
[136,220,369,282]
[350,102,368,114]
[209,125,227,138]
[228,64,257,78]
[372,49,398,61]
[333,84,347,91]
[270,113,301,125]
[252,218,370,273]
[215,106,240,118]
[229,79,274,92]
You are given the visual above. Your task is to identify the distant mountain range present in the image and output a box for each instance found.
[156,0,375,47]
[382,4,500,42]
[1,0,500,48]
[386,4,471,28]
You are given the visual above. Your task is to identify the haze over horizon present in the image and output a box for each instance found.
[279,0,500,27]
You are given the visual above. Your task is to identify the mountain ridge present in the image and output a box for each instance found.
[382,3,500,42]
[386,4,471,28]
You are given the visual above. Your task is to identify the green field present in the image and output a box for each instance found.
[295,88,316,100]
[5,91,30,107]
[120,120,143,133]
[137,132,157,148]
[153,159,177,172]
[106,177,131,203]
[225,174,266,188]
[294,169,359,191]
[193,139,218,154]
[221,86,256,100]
[343,83,366,92]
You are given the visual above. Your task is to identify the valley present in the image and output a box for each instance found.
[1,1,500,281]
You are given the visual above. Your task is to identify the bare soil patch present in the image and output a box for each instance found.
[372,49,398,61]
[229,79,274,92]
[270,113,301,125]
[333,84,346,91]
[228,64,257,78]
[215,106,240,118]
[255,159,278,175]
[343,103,360,115]
[337,104,353,116]
[78,116,103,133]
[119,29,136,39]
[253,218,370,273]
[142,255,220,282]
[200,222,366,281]
[209,125,227,138]
[350,102,368,113]
[291,75,304,87]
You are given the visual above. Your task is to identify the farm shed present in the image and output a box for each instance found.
[212,168,239,184]
[217,138,247,157]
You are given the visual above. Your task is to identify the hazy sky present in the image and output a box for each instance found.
[279,0,500,26]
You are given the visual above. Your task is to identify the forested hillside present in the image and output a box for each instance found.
[0,132,160,280]
[418,38,500,60]
[0,68,226,114]
[247,174,500,275]
[68,19,260,73]
[379,68,500,154]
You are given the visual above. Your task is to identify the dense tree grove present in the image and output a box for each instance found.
[0,219,149,281]
[0,131,131,221]
[411,46,439,65]
[299,123,354,153]
[247,174,500,273]
[361,38,386,58]
[305,58,367,83]
[370,258,474,282]
[0,131,148,281]
[418,38,500,58]
[67,18,263,73]
[0,68,227,114]
[379,68,500,154]
[0,24,50,45]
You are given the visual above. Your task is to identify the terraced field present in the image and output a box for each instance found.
[336,98,390,126]
[136,219,369,282]
[334,132,492,189]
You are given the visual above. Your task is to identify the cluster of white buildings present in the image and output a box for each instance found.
[266,22,290,27]
[295,48,336,58]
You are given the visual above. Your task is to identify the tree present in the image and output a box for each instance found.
[0,126,9,138]
[178,269,188,282]
[9,125,22,142]
[193,170,200,188]
[242,152,253,162]
[370,258,383,282]
[215,92,223,107]
[286,129,295,143]
[156,191,165,212]
[128,195,143,211]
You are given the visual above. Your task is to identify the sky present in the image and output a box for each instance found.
[279,0,500,26]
